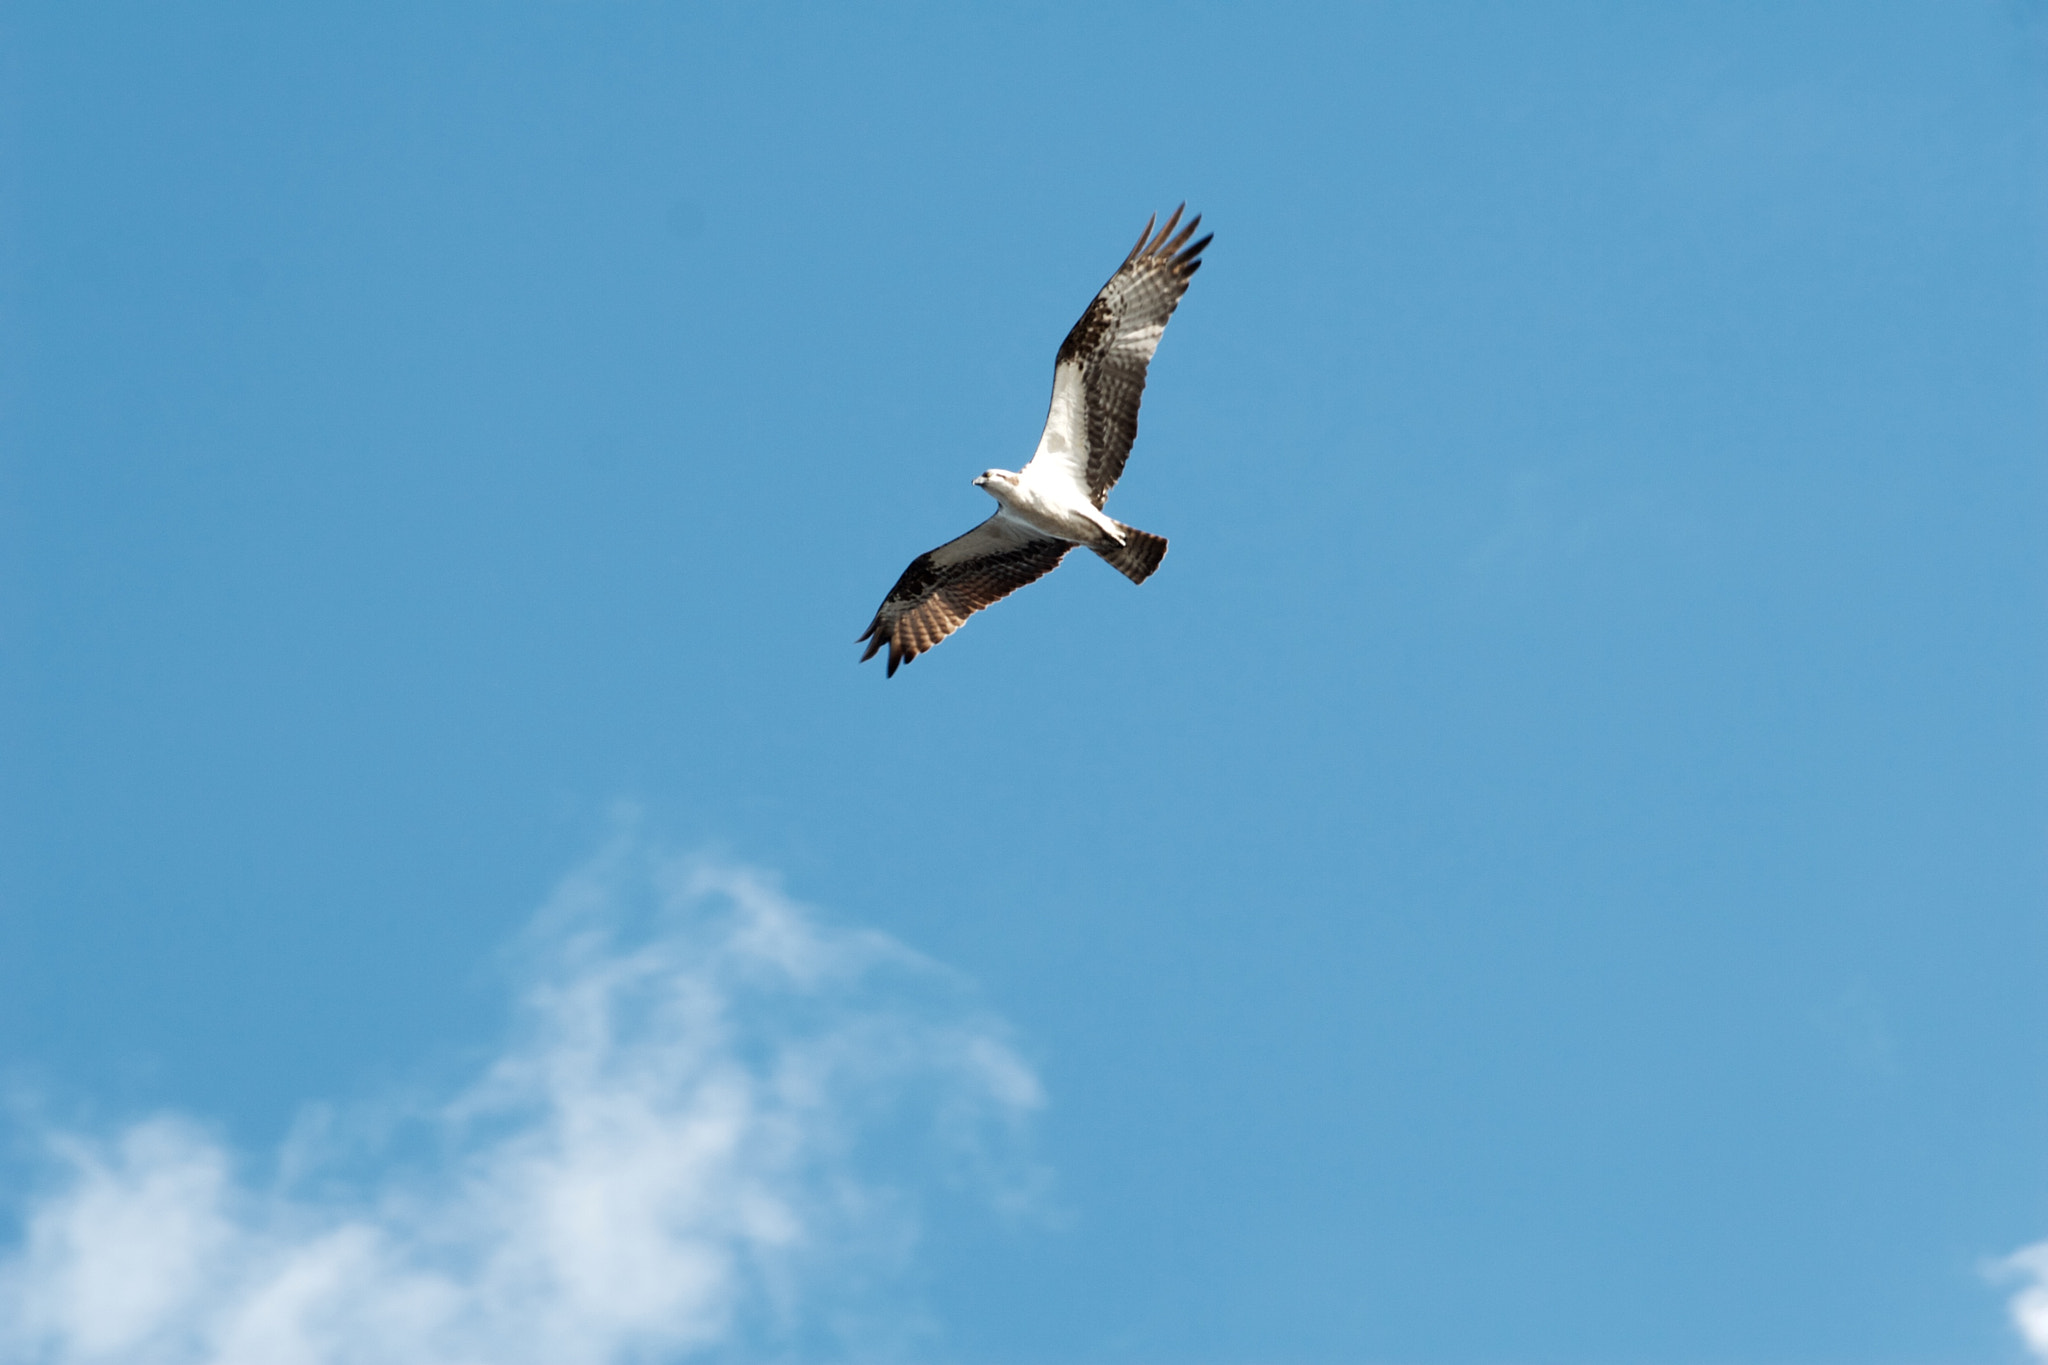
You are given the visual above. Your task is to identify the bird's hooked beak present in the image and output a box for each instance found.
[972,474,987,488]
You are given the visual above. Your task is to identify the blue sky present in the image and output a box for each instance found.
[1,3,2044,1361]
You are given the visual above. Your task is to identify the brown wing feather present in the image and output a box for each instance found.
[858,516,1071,676]
[1055,206,1212,508]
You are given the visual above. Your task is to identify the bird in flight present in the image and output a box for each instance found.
[859,207,1211,676]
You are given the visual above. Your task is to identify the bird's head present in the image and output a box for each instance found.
[973,469,1019,498]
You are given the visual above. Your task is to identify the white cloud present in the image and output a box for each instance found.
[0,841,1044,1365]
[2000,1242,2048,1363]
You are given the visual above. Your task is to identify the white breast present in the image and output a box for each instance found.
[1004,470,1121,544]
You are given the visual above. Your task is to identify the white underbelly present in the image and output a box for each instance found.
[1003,482,1116,545]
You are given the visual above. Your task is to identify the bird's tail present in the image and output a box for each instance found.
[1094,524,1168,584]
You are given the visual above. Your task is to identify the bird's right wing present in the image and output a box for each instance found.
[1022,207,1211,508]
[859,513,1072,676]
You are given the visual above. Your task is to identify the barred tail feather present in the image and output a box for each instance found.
[1094,525,1168,584]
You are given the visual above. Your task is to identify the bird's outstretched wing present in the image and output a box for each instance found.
[1022,206,1211,509]
[859,513,1072,676]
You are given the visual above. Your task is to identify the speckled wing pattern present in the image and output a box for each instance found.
[858,514,1072,677]
[1029,206,1212,509]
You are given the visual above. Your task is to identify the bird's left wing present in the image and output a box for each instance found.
[1022,207,1211,508]
[859,513,1072,676]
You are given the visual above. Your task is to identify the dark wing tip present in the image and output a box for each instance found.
[1124,212,1158,265]
[1129,209,1210,270]
[1151,204,1186,252]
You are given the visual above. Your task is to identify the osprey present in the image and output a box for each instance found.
[859,207,1211,676]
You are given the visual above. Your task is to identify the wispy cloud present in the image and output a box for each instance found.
[0,840,1044,1364]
